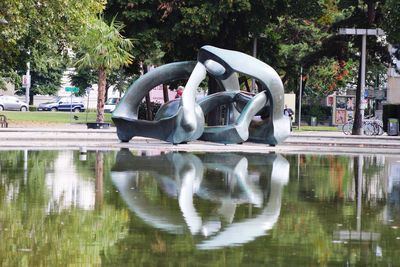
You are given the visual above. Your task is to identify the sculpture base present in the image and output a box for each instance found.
[86,122,111,129]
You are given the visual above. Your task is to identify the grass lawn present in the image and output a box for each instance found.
[293,125,340,132]
[0,111,340,132]
[0,111,112,124]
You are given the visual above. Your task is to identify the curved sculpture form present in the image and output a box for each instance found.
[197,46,290,145]
[112,45,290,145]
[112,61,204,144]
[111,150,289,249]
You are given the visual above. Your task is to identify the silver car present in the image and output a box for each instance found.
[0,95,29,111]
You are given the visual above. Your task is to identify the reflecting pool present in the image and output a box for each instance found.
[0,150,399,266]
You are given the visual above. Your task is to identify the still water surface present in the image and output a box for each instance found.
[0,149,399,266]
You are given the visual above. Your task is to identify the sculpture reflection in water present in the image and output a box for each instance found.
[111,149,289,249]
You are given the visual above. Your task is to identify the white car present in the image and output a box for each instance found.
[104,97,120,113]
[0,95,29,111]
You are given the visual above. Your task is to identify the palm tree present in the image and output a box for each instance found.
[75,17,133,123]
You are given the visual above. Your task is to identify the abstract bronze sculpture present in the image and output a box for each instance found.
[112,45,290,145]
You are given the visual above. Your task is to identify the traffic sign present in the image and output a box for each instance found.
[22,75,31,87]
[65,87,79,92]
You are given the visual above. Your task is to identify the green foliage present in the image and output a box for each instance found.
[74,17,134,72]
[105,0,162,74]
[29,48,67,96]
[0,150,129,266]
[0,0,106,97]
[305,58,355,95]
[74,16,134,123]
[158,0,287,61]
[382,0,400,44]
[107,69,139,96]
[264,16,330,91]
[70,65,97,96]
[138,101,162,119]
[302,104,332,119]
[0,71,21,91]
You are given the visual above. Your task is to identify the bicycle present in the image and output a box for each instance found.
[342,117,384,136]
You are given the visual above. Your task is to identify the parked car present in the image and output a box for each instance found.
[38,97,85,112]
[0,95,28,111]
[104,97,120,113]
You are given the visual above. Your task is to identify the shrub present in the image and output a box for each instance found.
[138,102,162,120]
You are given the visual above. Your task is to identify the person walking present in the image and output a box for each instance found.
[284,105,294,131]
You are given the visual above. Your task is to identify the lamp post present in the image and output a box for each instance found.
[298,66,303,130]
[251,33,267,92]
[338,28,385,135]
[26,52,30,107]
[252,37,258,91]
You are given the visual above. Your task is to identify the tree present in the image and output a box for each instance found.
[105,0,163,71]
[105,0,167,119]
[156,1,287,61]
[382,0,400,44]
[74,17,133,123]
[156,1,288,124]
[69,63,98,97]
[0,0,105,99]
[289,0,389,134]
[333,0,388,135]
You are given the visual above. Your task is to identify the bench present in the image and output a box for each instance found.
[0,115,8,128]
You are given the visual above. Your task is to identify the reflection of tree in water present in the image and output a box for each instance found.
[0,150,129,266]
[111,150,289,250]
[296,154,386,202]
[283,154,399,266]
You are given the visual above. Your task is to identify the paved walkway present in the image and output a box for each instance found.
[1,124,400,154]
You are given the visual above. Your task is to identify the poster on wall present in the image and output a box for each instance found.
[336,96,347,109]
[335,110,346,125]
[346,97,354,111]
[336,96,355,110]
[334,95,355,125]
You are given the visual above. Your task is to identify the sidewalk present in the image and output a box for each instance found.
[1,124,400,154]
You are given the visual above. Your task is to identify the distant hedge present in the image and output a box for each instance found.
[301,105,332,119]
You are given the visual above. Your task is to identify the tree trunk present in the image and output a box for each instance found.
[95,151,104,209]
[352,0,376,135]
[206,76,222,126]
[143,64,153,120]
[352,56,363,135]
[97,67,107,123]
[366,0,376,23]
[29,94,34,106]
[104,81,109,102]
[163,84,169,103]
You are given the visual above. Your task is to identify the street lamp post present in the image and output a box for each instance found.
[26,55,30,107]
[298,66,303,130]
[252,37,258,91]
[251,33,267,92]
[339,28,385,135]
